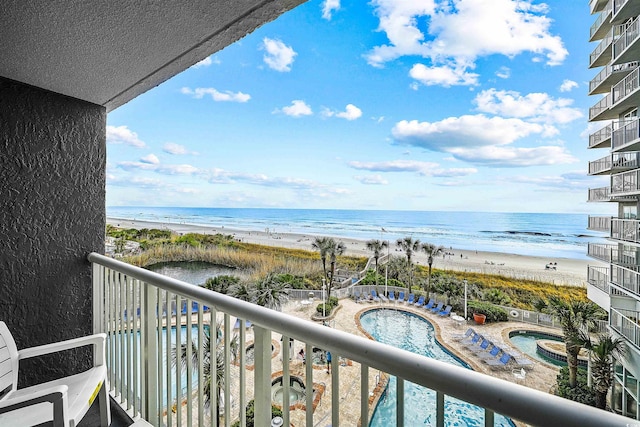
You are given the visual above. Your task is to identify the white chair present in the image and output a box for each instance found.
[0,321,110,426]
[512,367,526,383]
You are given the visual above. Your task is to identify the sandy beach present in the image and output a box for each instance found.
[107,217,597,287]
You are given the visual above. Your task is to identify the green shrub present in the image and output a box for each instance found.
[467,301,508,322]
[316,296,339,315]
[231,399,283,427]
[555,366,595,406]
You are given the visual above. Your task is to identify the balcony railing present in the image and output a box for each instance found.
[588,215,612,232]
[588,243,617,262]
[589,155,613,174]
[612,169,640,195]
[588,265,611,293]
[612,218,640,243]
[588,186,612,202]
[612,118,640,150]
[590,27,614,68]
[589,93,612,121]
[612,67,640,104]
[88,252,631,427]
[611,308,640,350]
[589,122,613,148]
[590,0,612,41]
[613,17,640,62]
[611,264,640,297]
[589,152,640,175]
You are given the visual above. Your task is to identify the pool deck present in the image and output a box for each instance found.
[269,298,562,427]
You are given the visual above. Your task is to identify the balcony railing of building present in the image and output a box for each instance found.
[590,27,614,68]
[589,93,612,121]
[612,169,640,195]
[590,62,638,95]
[613,17,640,63]
[586,152,639,176]
[612,218,640,243]
[612,0,628,16]
[612,0,640,25]
[611,264,640,297]
[612,66,640,104]
[610,307,640,350]
[588,215,612,232]
[588,265,611,294]
[588,242,618,263]
[591,0,613,42]
[589,154,613,174]
[612,118,640,151]
[588,186,612,202]
[589,122,613,148]
[88,252,631,427]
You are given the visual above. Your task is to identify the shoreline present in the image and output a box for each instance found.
[107,217,599,287]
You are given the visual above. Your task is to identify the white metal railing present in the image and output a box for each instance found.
[611,264,640,297]
[588,265,611,294]
[612,67,640,104]
[88,253,631,427]
[613,17,639,62]
[590,0,612,40]
[613,0,629,16]
[588,243,617,263]
[610,308,640,350]
[590,27,614,66]
[611,218,640,243]
[589,93,612,121]
[589,154,612,174]
[588,215,611,232]
[588,186,611,202]
[611,169,640,195]
[612,118,640,150]
[589,122,613,148]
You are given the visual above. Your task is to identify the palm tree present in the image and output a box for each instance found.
[535,297,602,388]
[366,239,388,294]
[228,281,252,302]
[421,243,444,296]
[396,236,421,292]
[251,272,290,311]
[312,237,345,300]
[173,325,225,422]
[575,332,624,409]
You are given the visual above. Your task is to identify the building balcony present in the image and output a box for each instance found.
[590,62,637,95]
[612,169,640,196]
[590,93,616,121]
[612,0,640,24]
[590,28,615,68]
[612,218,640,243]
[613,17,640,66]
[588,215,612,232]
[591,0,613,42]
[593,0,610,14]
[611,67,640,112]
[587,265,611,310]
[589,122,613,148]
[87,252,631,427]
[588,186,636,202]
[611,264,640,298]
[611,308,640,351]
[612,118,640,151]
[589,152,640,175]
[588,243,618,262]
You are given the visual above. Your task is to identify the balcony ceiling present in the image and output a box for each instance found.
[0,0,305,112]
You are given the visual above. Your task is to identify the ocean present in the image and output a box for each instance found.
[106,207,608,260]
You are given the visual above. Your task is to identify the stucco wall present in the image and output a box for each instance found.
[0,77,106,386]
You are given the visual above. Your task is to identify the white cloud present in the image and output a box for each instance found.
[163,142,198,156]
[323,104,363,120]
[106,125,146,148]
[118,161,199,176]
[322,0,341,20]
[354,174,388,185]
[192,57,212,68]
[409,63,479,87]
[496,66,511,79]
[348,160,477,177]
[276,100,313,117]
[474,89,583,125]
[366,0,567,87]
[448,145,577,167]
[140,154,159,165]
[262,38,297,72]
[559,79,579,92]
[181,87,250,102]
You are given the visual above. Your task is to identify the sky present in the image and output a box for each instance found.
[106,0,613,214]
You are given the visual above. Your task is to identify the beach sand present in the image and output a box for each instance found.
[107,218,598,287]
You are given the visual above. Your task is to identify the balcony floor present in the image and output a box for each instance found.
[78,396,133,427]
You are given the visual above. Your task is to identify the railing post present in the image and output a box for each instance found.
[436,390,444,427]
[142,284,159,425]
[253,325,272,426]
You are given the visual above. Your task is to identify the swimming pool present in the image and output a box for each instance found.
[360,309,514,427]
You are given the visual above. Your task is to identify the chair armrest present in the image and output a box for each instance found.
[0,384,68,410]
[18,333,107,366]
[0,384,69,427]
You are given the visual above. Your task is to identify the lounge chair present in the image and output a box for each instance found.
[486,352,513,369]
[461,333,482,347]
[406,293,415,305]
[452,327,475,341]
[370,290,381,302]
[413,295,425,307]
[380,292,389,303]
[354,290,361,302]
[397,291,405,303]
[388,291,396,302]
[477,345,502,361]
[0,321,111,427]
[423,299,436,310]
[437,305,453,317]
[430,302,444,313]
[464,335,487,351]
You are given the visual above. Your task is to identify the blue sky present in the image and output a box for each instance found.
[106,0,612,214]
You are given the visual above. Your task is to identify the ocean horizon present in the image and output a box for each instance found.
[107,206,609,260]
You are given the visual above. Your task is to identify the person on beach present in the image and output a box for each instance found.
[326,351,332,373]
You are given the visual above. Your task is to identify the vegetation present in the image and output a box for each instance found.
[420,243,444,295]
[575,332,624,409]
[311,237,346,300]
[231,399,283,427]
[467,301,508,323]
[396,236,421,292]
[556,366,595,407]
[366,239,388,294]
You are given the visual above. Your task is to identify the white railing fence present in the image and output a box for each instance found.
[89,253,630,427]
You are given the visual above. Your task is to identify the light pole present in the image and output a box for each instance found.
[463,279,468,320]
[385,240,389,297]
[322,278,326,318]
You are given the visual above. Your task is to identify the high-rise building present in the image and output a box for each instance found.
[587,0,640,419]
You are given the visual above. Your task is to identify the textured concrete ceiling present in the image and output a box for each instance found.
[0,0,305,112]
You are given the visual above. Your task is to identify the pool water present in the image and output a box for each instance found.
[360,309,514,427]
[509,331,566,367]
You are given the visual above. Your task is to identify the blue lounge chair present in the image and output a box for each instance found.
[406,293,415,304]
[464,335,485,350]
[397,291,405,303]
[452,327,475,341]
[388,291,395,302]
[486,352,512,369]
[438,305,452,317]
[467,337,490,352]
[370,290,381,302]
[430,302,444,313]
[354,290,361,302]
[423,299,436,310]
[477,344,501,361]
[461,332,481,347]
[413,295,425,307]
